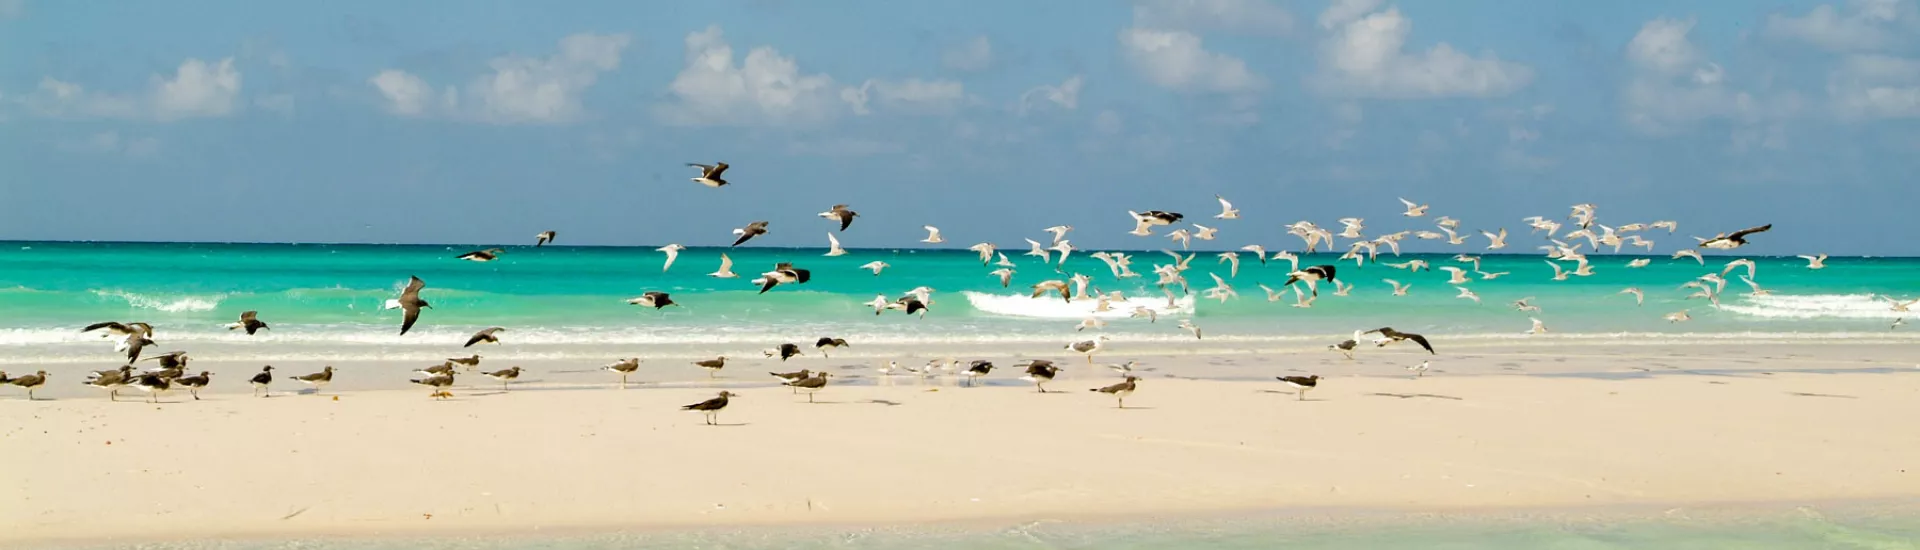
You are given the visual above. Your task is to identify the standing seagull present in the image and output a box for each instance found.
[1065,335,1110,364]
[688,162,730,187]
[921,225,945,244]
[732,221,769,247]
[1214,195,1239,219]
[227,311,270,335]
[818,204,858,231]
[249,366,275,397]
[691,356,727,378]
[130,373,171,403]
[658,244,687,272]
[786,372,831,402]
[1019,360,1061,393]
[964,360,995,387]
[173,371,210,400]
[1090,376,1138,408]
[1329,330,1363,359]
[383,276,431,336]
[1276,375,1320,401]
[1696,224,1772,249]
[484,366,522,390]
[411,372,455,399]
[7,371,46,400]
[292,366,334,395]
[603,358,642,389]
[464,327,506,347]
[535,231,556,246]
[682,391,735,425]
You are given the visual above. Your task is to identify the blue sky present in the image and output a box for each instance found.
[3,0,1918,255]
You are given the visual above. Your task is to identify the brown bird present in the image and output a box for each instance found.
[818,204,858,231]
[535,230,557,246]
[172,371,212,400]
[785,372,831,402]
[448,355,482,369]
[732,220,770,246]
[603,358,641,389]
[385,276,431,335]
[681,391,735,425]
[292,366,335,395]
[411,372,455,399]
[226,310,270,335]
[692,356,727,378]
[1276,375,1321,401]
[1091,376,1138,408]
[483,366,522,391]
[7,370,47,400]
[813,337,850,357]
[249,365,275,397]
[464,327,505,348]
[688,161,730,187]
[770,369,812,393]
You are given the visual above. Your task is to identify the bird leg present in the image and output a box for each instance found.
[192,389,200,401]
[807,392,815,403]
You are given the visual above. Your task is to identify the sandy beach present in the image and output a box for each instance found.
[3,342,1918,546]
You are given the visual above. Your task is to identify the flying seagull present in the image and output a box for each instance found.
[536,231,556,246]
[1365,327,1436,354]
[1398,197,1429,217]
[658,244,686,272]
[688,162,730,187]
[859,261,889,275]
[709,253,738,278]
[968,243,997,265]
[457,248,504,262]
[1696,224,1772,250]
[1798,254,1827,269]
[1214,195,1239,219]
[922,225,945,244]
[818,204,858,231]
[627,291,678,309]
[826,233,848,257]
[464,327,505,347]
[732,221,769,247]
[753,262,812,294]
[1282,265,1338,297]
[226,311,269,335]
[989,268,1015,288]
[382,276,431,335]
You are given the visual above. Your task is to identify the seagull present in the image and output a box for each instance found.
[962,361,994,387]
[1290,286,1316,309]
[732,221,769,247]
[682,391,735,425]
[382,276,431,335]
[1477,270,1510,281]
[82,321,153,342]
[1050,240,1076,267]
[1438,266,1471,284]
[1627,258,1651,268]
[88,366,133,401]
[709,253,738,278]
[248,365,275,397]
[864,294,892,315]
[825,233,848,257]
[688,162,730,187]
[1065,335,1110,364]
[1178,319,1202,339]
[1512,297,1541,313]
[1282,265,1337,296]
[448,355,483,370]
[859,261,889,275]
[1482,229,1507,250]
[1672,249,1705,265]
[1398,197,1429,217]
[602,358,642,389]
[1435,216,1461,230]
[1569,204,1596,228]
[291,366,334,395]
[1650,220,1679,233]
[456,248,504,262]
[658,244,686,272]
[1697,224,1772,249]
[1031,280,1072,302]
[1383,279,1411,296]
[1527,317,1548,335]
[814,337,850,357]
[1090,376,1138,408]
[1407,360,1430,378]
[1257,284,1286,302]
[1738,275,1772,296]
[413,362,456,377]
[818,204,858,231]
[1023,238,1052,263]
[1894,318,1907,330]
[129,373,172,403]
[768,343,805,361]
[1722,258,1757,280]
[140,351,190,372]
[1107,361,1138,376]
[968,243,998,265]
[1884,295,1920,312]
[1075,317,1108,332]
[921,225,945,244]
[995,253,1016,267]
[411,371,455,399]
[464,327,505,347]
[627,291,677,309]
[484,366,523,390]
[1044,225,1073,244]
[1798,254,1828,269]
[1129,306,1158,323]
[1275,375,1320,401]
[226,310,269,335]
[171,371,209,400]
[1454,286,1481,304]
[1167,229,1193,250]
[753,262,812,294]
[1240,245,1268,264]
[1337,218,1366,239]
[989,268,1015,288]
[1365,327,1436,354]
[1191,224,1218,240]
[1133,210,1184,226]
[1328,330,1364,359]
[1019,360,1062,393]
[1665,310,1692,323]
[1619,287,1644,306]
[1214,195,1238,219]
[535,231,556,246]
[1545,261,1571,282]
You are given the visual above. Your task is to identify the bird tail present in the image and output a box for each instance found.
[383,299,401,310]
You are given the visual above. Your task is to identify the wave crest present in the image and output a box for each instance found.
[90,289,225,312]
[963,291,1195,319]
[1719,293,1909,319]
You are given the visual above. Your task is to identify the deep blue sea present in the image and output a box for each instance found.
[0,241,1913,364]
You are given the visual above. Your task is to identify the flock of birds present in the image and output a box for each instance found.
[1,161,1874,423]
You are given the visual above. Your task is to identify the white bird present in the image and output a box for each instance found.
[995,252,1016,268]
[1665,310,1691,323]
[1545,261,1571,281]
[859,261,889,275]
[1108,361,1139,375]
[921,226,944,244]
[1569,203,1596,228]
[865,294,892,315]
[1257,284,1287,302]
[988,268,1014,288]
[1043,225,1073,244]
[1167,229,1193,250]
[1337,218,1366,239]
[1478,270,1510,280]
[1618,287,1644,306]
[1482,228,1507,250]
[1050,240,1076,267]
[968,243,997,265]
[1884,295,1920,312]
[1129,306,1158,323]
[1217,252,1241,278]
[1438,266,1471,284]
[1722,259,1756,280]
[825,233,848,257]
[1651,220,1679,233]
[1798,254,1828,269]
[1178,319,1203,339]
[708,253,738,279]
[1290,287,1316,308]
[1024,238,1051,262]
[657,244,686,272]
[1214,195,1238,219]
[1512,297,1541,313]
[1626,258,1651,268]
[1271,250,1300,272]
[1672,249,1704,265]
[1407,360,1430,378]
[1527,317,1548,335]
[1398,197,1429,217]
[1737,275,1771,296]
[1075,317,1108,332]
[1191,224,1218,240]
[1454,286,1481,304]
[1383,279,1410,296]
[1332,280,1353,297]
[1240,245,1268,264]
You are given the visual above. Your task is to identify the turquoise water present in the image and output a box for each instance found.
[1,241,1915,363]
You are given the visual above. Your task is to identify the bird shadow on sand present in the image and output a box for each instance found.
[702,422,752,427]
[1788,392,1858,399]
[1367,392,1465,401]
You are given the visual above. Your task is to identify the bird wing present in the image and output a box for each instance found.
[401,276,426,300]
[827,232,842,251]
[924,226,941,239]
[1405,333,1436,354]
[1729,224,1772,239]
[239,310,258,322]
[732,232,756,246]
[717,253,733,271]
[758,277,781,294]
[839,214,854,231]
[710,162,729,177]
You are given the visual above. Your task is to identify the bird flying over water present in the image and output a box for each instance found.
[1696,224,1772,250]
[921,226,944,244]
[688,162,730,187]
[818,204,858,231]
[709,253,738,279]
[658,244,686,272]
[535,231,556,246]
[457,248,504,262]
[732,222,769,247]
[1214,195,1238,219]
[464,327,505,347]
[1398,197,1429,217]
[227,311,269,335]
[383,276,431,336]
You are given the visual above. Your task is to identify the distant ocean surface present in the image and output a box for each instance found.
[1,241,1915,364]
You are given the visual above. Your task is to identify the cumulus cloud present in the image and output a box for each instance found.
[1313,4,1532,98]
[656,26,843,127]
[1118,28,1262,93]
[942,36,994,72]
[24,57,242,121]
[1018,75,1083,115]
[842,78,967,115]
[1133,0,1294,36]
[1622,17,1799,139]
[367,32,631,124]
[1764,0,1915,52]
[1829,54,1920,118]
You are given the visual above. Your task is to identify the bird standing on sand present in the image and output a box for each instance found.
[1329,330,1364,359]
[536,231,556,246]
[814,337,850,358]
[292,366,334,395]
[1065,335,1110,364]
[130,374,171,403]
[465,327,506,347]
[692,356,726,378]
[682,391,735,425]
[1019,360,1061,393]
[1408,360,1430,377]
[483,366,522,390]
[770,369,812,393]
[732,221,770,247]
[383,276,431,336]
[88,366,133,401]
[1091,376,1137,408]
[1276,375,1320,401]
[457,248,504,262]
[412,372,455,399]
[688,162,730,187]
[818,204,858,231]
[448,355,482,370]
[249,366,275,397]
[173,371,211,400]
[786,372,831,402]
[7,370,46,400]
[227,311,270,335]
[964,360,995,387]
[603,358,641,389]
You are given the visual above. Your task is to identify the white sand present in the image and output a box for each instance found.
[3,343,1917,545]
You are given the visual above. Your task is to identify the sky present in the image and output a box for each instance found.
[3,0,1919,256]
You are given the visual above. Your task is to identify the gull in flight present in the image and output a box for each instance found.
[1527,317,1548,335]
[1031,280,1071,302]
[1272,250,1299,271]
[1217,252,1241,277]
[1454,286,1481,304]
[657,244,686,272]
[995,252,1016,268]
[1482,228,1507,250]
[1214,195,1238,219]
[1257,284,1286,302]
[687,162,730,187]
[988,268,1014,288]
[753,262,811,294]
[968,243,997,265]
[1075,317,1108,332]
[535,231,556,246]
[1569,203,1596,228]
[1721,259,1756,280]
[1435,216,1461,230]
[1665,310,1692,323]
[1024,239,1051,262]
[1545,261,1571,281]
[1043,225,1073,244]
[709,253,738,278]
[921,226,944,244]
[1696,224,1772,250]
[1129,306,1158,323]
[864,294,891,315]
[825,233,848,257]
[1167,229,1193,250]
[1290,287,1316,308]
[1050,240,1077,268]
[1202,273,1237,304]
[1240,245,1268,265]
[1333,280,1353,297]
[1438,266,1471,285]
[1477,270,1510,281]
[1626,258,1651,268]
[1884,295,1919,312]
[1399,197,1429,217]
[1798,254,1827,269]
[1383,279,1410,296]
[1179,319,1203,339]
[1512,297,1541,313]
[818,204,858,231]
[732,221,769,247]
[1191,224,1218,241]
[859,261,889,275]
[1384,259,1429,271]
[1672,249,1704,265]
[1651,220,1679,233]
[1439,227,1469,246]
[1618,287,1644,306]
[1337,218,1366,239]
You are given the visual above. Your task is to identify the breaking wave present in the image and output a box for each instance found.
[963,291,1195,319]
[1719,293,1911,319]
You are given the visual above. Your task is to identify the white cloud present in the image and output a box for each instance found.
[64,130,160,158]
[1626,17,1703,75]
[1622,18,1799,136]
[1314,5,1532,98]
[942,36,994,72]
[23,57,241,121]
[0,0,23,19]
[1829,54,1920,118]
[842,78,967,115]
[656,26,842,127]
[1118,28,1262,93]
[1133,0,1294,36]
[1018,75,1083,115]
[1764,0,1914,52]
[367,32,631,124]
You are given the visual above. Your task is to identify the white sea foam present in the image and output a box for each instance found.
[89,289,225,312]
[1719,293,1910,319]
[963,291,1195,319]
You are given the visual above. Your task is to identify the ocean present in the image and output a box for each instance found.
[0,241,1913,365]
